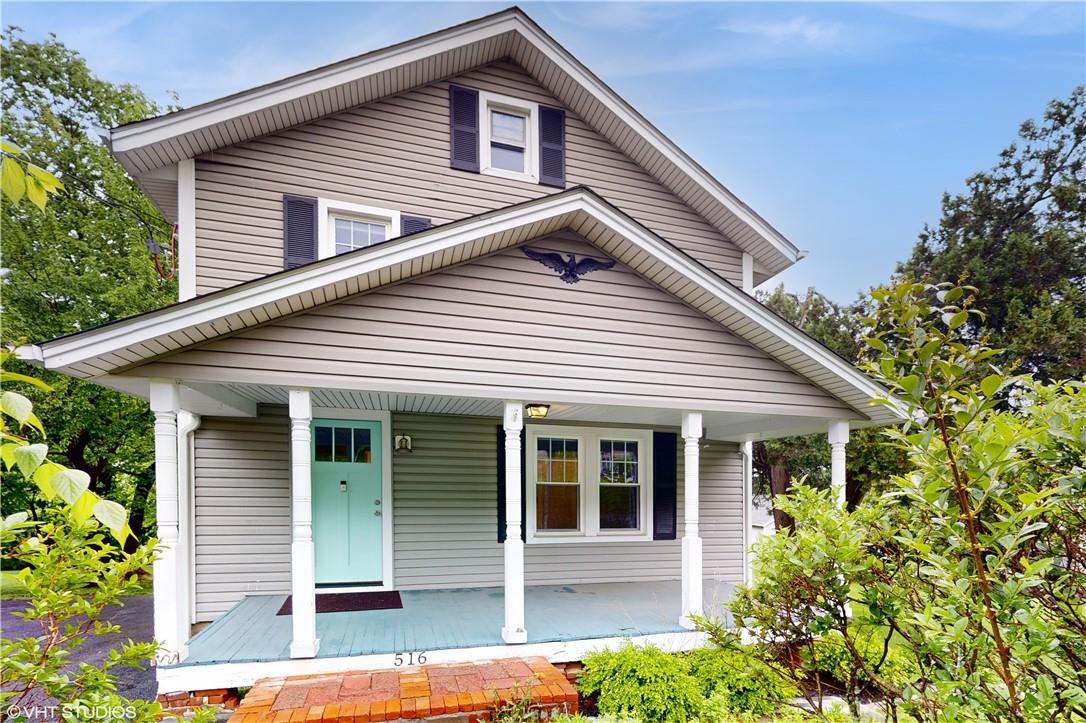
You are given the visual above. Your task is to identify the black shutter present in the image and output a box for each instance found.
[652,432,678,540]
[283,195,317,269]
[400,215,433,236]
[449,85,480,172]
[538,105,566,188]
[496,425,527,543]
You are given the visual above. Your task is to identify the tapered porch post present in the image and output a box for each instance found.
[680,410,703,629]
[289,389,320,658]
[501,401,527,644]
[149,381,184,662]
[828,420,849,509]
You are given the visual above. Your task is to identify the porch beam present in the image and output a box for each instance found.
[149,380,185,662]
[829,420,849,509]
[501,400,527,644]
[680,410,703,629]
[289,389,320,658]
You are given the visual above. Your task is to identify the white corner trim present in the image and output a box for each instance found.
[316,198,401,261]
[178,411,202,629]
[311,407,395,590]
[478,89,539,183]
[741,253,754,294]
[177,159,197,302]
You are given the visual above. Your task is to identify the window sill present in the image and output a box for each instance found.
[481,166,538,184]
[527,533,653,545]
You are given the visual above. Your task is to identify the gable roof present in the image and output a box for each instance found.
[108,7,801,276]
[22,187,902,426]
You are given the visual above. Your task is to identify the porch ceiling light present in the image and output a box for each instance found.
[525,403,550,419]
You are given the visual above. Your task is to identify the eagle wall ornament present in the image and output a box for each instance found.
[522,247,617,284]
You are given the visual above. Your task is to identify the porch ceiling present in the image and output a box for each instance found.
[214,383,854,442]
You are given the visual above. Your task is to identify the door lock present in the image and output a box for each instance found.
[374,499,381,505]
[374,510,382,517]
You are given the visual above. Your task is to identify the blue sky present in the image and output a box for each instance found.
[5,1,1083,302]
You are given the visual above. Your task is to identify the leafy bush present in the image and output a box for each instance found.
[578,644,703,723]
[686,646,797,716]
[808,631,918,692]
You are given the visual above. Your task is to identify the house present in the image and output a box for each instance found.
[18,7,901,696]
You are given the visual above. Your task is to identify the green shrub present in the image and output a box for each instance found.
[808,631,919,691]
[578,643,703,722]
[686,646,798,716]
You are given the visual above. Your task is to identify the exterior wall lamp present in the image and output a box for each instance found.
[525,403,550,419]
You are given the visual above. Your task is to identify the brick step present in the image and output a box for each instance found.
[228,657,579,722]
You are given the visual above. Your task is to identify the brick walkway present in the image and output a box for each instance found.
[228,657,578,722]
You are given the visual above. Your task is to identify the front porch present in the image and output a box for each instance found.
[180,579,736,666]
[160,580,735,691]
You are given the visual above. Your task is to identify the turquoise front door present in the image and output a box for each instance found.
[311,419,383,585]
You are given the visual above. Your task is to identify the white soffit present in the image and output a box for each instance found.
[109,8,799,274]
[26,188,900,425]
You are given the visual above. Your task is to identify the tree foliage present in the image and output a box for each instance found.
[714,281,1086,722]
[0,28,175,541]
[899,86,1086,380]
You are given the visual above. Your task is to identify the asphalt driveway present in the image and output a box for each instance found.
[1,594,157,702]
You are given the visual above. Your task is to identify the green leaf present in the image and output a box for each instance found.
[0,368,50,390]
[948,310,968,330]
[71,491,98,524]
[1,156,26,203]
[0,442,20,470]
[32,461,63,499]
[12,443,47,478]
[24,175,46,211]
[0,140,24,156]
[980,374,1002,398]
[26,163,63,191]
[0,390,34,425]
[93,499,129,541]
[51,468,91,505]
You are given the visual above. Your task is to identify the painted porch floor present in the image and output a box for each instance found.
[178,579,736,667]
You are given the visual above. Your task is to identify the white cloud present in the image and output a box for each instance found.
[718,17,849,46]
[882,2,1085,37]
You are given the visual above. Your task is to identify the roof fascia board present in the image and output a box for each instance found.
[35,188,898,421]
[511,20,800,265]
[38,192,583,368]
[575,194,902,419]
[109,13,520,152]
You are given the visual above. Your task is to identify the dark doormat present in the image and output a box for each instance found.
[276,590,403,616]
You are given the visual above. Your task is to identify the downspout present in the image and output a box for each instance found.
[176,410,202,651]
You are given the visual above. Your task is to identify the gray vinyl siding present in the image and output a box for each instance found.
[192,411,292,620]
[190,408,744,621]
[193,60,745,294]
[392,413,745,589]
[142,234,850,417]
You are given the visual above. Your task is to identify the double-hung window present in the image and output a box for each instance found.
[479,91,538,182]
[316,198,400,260]
[526,426,653,543]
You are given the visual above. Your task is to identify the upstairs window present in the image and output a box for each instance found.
[480,91,538,183]
[316,198,400,260]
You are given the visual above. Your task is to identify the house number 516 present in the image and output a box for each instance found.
[394,651,428,667]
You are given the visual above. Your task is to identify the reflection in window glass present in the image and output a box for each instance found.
[537,484,579,531]
[353,428,372,463]
[314,426,333,462]
[491,110,525,144]
[490,144,524,173]
[536,437,579,531]
[333,427,351,462]
[600,440,639,530]
[334,217,387,255]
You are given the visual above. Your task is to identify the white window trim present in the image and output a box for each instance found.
[317,198,401,260]
[479,90,538,183]
[526,425,654,544]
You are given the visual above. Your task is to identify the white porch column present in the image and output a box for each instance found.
[289,389,320,658]
[680,410,703,629]
[175,410,201,656]
[149,381,184,662]
[829,420,849,509]
[501,400,527,644]
[741,440,753,585]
